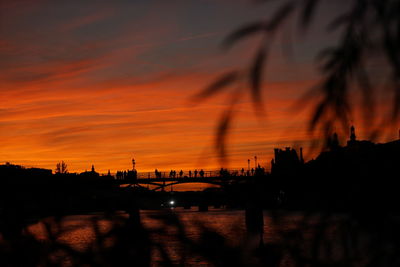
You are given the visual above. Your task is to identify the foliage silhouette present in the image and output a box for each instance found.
[198,0,400,157]
[55,161,68,174]
[2,208,399,266]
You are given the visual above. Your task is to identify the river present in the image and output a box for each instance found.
[24,209,359,266]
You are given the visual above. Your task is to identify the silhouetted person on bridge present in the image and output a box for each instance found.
[255,164,265,176]
[189,170,192,178]
[194,169,198,178]
[179,170,183,178]
[199,169,204,178]
[251,168,254,176]
[241,168,245,176]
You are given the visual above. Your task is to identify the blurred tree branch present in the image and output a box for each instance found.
[197,0,400,158]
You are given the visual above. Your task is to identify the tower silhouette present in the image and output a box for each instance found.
[299,147,304,164]
[350,125,356,142]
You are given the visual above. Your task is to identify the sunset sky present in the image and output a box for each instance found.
[1,0,394,173]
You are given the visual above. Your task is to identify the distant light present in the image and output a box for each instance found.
[169,200,175,205]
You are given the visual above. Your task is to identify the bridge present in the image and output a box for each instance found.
[114,176,251,191]
[111,168,267,191]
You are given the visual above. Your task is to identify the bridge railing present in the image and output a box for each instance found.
[135,169,257,179]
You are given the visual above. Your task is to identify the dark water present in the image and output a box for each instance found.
[25,209,343,266]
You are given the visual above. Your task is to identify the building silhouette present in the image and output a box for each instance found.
[80,165,100,179]
[271,147,304,176]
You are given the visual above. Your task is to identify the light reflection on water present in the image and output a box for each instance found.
[26,209,321,266]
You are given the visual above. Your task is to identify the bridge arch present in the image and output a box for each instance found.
[148,180,224,191]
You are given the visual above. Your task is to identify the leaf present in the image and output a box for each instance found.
[327,14,350,31]
[222,1,294,48]
[250,47,267,113]
[265,1,295,31]
[222,23,265,48]
[194,71,238,100]
[356,66,375,128]
[392,86,400,120]
[300,0,320,30]
[309,101,327,131]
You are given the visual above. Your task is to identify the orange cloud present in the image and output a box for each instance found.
[0,67,317,173]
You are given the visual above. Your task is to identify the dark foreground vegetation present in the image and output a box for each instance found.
[1,129,400,266]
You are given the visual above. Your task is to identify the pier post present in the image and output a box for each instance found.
[244,181,264,252]
[244,203,264,257]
